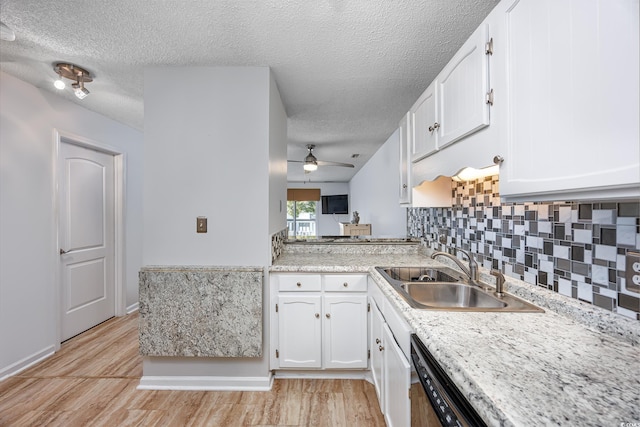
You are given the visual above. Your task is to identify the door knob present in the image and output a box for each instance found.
[325,313,331,319]
[315,313,320,318]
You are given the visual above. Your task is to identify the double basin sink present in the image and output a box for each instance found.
[376,266,543,312]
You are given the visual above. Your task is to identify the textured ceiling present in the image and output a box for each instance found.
[0,0,498,182]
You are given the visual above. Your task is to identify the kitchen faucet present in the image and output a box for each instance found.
[431,249,479,285]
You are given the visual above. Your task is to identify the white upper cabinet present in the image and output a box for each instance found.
[398,112,412,204]
[411,24,492,164]
[437,24,491,149]
[500,0,640,201]
[410,81,437,162]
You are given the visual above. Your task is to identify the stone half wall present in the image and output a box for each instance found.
[139,266,263,357]
[407,175,640,321]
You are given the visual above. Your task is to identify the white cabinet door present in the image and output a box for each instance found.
[323,294,368,369]
[411,81,438,162]
[500,0,640,200]
[370,298,384,409]
[383,323,411,427]
[438,23,491,149]
[398,113,412,204]
[278,295,322,368]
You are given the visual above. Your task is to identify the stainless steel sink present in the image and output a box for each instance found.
[376,267,544,312]
[379,266,464,283]
[400,282,507,309]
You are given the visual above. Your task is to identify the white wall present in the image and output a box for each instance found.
[144,67,283,266]
[0,71,144,379]
[349,129,407,237]
[143,67,287,380]
[287,182,351,237]
[268,73,288,237]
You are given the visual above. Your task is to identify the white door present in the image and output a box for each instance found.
[383,323,411,427]
[410,81,438,162]
[437,23,490,149]
[277,295,322,368]
[59,142,115,341]
[323,294,368,369]
[370,298,385,409]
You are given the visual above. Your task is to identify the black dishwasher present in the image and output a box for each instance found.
[410,334,487,427]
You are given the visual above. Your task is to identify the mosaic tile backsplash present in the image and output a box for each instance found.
[407,175,640,320]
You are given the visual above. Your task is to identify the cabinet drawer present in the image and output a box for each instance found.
[324,274,367,292]
[275,274,321,291]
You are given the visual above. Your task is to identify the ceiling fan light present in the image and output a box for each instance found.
[303,162,318,172]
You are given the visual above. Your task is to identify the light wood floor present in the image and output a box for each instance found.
[0,313,386,426]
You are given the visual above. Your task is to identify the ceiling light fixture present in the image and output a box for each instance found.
[53,63,93,99]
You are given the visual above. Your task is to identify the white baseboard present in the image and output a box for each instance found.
[274,370,370,382]
[0,345,55,382]
[126,302,139,314]
[137,374,274,391]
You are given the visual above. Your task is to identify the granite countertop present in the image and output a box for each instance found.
[271,251,640,427]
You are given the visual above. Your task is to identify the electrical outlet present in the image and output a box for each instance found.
[197,217,207,233]
[625,252,640,293]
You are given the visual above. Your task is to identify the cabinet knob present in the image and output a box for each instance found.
[325,313,331,319]
[428,122,440,133]
[378,345,384,352]
[343,282,348,287]
[296,282,302,287]
[315,313,320,318]
[493,155,504,165]
[402,184,407,189]
[375,338,381,344]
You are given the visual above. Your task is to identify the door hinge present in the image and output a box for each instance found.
[368,349,371,359]
[486,89,494,106]
[367,302,370,312]
[276,349,279,358]
[485,37,493,55]
[275,303,278,313]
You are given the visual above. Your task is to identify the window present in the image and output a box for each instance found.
[287,200,317,239]
[287,188,321,239]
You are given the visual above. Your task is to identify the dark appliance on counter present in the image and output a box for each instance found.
[410,334,487,427]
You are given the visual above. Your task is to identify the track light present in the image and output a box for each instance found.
[53,63,93,99]
[72,81,90,99]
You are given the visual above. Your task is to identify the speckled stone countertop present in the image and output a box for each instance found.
[271,250,640,427]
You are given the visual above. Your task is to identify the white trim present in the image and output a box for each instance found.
[273,370,370,381]
[126,302,140,314]
[137,374,274,391]
[0,346,55,382]
[53,129,127,349]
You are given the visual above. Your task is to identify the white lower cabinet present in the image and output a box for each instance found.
[278,295,322,368]
[272,273,368,370]
[370,295,412,427]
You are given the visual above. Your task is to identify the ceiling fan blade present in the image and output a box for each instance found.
[316,160,355,168]
[287,160,305,163]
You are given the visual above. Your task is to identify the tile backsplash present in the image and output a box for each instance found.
[407,175,640,320]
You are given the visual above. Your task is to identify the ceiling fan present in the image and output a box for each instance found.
[288,144,355,173]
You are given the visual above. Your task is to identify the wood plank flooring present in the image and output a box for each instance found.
[0,313,386,426]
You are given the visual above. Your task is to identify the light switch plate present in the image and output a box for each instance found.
[197,217,207,233]
[625,251,640,293]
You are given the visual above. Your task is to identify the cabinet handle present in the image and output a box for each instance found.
[296,282,302,287]
[428,122,440,133]
[493,155,504,165]
[375,338,381,344]
[378,345,384,352]
[326,313,331,319]
[343,282,348,287]
[315,313,320,318]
